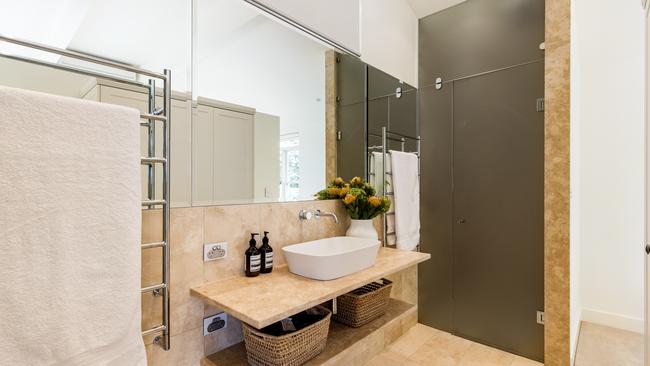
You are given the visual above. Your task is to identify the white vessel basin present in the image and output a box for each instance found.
[282,236,381,280]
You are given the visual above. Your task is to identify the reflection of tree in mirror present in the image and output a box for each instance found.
[280,134,300,201]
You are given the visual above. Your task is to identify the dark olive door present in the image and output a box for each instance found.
[451,61,544,361]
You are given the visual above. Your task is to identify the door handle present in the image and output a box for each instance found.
[457,218,466,224]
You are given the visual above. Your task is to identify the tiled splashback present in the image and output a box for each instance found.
[141,200,350,365]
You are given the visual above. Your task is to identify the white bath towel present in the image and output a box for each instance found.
[390,151,420,251]
[370,152,396,245]
[0,87,146,366]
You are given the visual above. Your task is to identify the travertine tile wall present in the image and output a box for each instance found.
[544,0,571,365]
[140,200,418,365]
[385,265,417,305]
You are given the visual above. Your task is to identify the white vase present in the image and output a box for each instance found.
[346,219,378,240]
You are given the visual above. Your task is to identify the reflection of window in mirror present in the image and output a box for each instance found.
[279,133,300,201]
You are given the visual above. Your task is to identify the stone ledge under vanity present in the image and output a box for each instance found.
[201,299,418,366]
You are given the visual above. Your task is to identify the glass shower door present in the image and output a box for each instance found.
[451,61,545,361]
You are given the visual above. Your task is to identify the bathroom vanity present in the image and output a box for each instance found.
[190,247,429,365]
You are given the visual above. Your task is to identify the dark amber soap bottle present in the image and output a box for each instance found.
[245,233,261,277]
[259,231,274,274]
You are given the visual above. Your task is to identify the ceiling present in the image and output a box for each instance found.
[406,0,468,18]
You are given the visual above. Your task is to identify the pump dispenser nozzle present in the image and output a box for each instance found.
[249,233,259,245]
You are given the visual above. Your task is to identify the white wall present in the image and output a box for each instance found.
[360,0,418,87]
[569,0,582,358]
[572,0,646,340]
[646,4,650,361]
[248,0,419,86]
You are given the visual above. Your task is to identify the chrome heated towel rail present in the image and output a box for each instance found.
[0,35,173,350]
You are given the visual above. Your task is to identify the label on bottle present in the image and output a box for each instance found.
[249,254,261,272]
[264,252,273,267]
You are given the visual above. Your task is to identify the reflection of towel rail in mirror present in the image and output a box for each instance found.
[367,127,421,250]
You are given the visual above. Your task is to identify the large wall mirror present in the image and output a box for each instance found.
[0,0,416,208]
[192,0,332,205]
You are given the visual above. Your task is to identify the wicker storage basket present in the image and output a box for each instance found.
[242,306,331,366]
[332,278,393,328]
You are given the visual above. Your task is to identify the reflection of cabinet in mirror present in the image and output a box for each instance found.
[81,79,192,208]
[192,98,281,206]
[80,79,281,208]
[253,113,281,202]
[193,100,253,206]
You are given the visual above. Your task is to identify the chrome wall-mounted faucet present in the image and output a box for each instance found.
[298,209,314,220]
[315,209,339,223]
[298,209,339,224]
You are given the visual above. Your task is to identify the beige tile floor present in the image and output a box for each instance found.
[574,322,643,366]
[364,323,542,366]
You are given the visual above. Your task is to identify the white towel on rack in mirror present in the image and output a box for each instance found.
[0,86,146,366]
[371,152,396,245]
[390,150,420,251]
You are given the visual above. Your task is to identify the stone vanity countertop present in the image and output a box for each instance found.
[190,247,430,329]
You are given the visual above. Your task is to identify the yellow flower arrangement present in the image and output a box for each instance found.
[343,193,356,205]
[316,177,391,219]
[368,196,381,207]
[340,184,350,197]
[350,176,362,186]
[326,187,341,197]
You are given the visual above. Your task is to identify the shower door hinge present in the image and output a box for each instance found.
[536,98,545,112]
[435,77,443,90]
[337,130,342,141]
[537,311,545,325]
